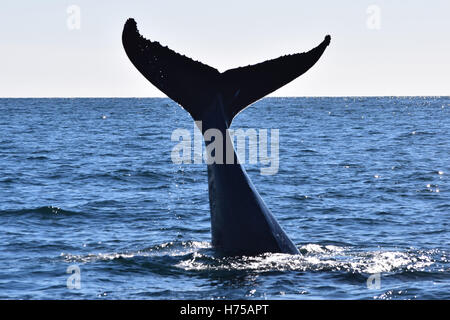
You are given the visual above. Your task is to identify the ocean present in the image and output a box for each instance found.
[0,97,448,299]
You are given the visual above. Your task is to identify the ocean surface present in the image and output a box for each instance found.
[0,97,449,300]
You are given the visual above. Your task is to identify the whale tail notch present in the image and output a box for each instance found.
[122,18,330,123]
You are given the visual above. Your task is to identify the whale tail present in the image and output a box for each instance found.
[122,18,330,123]
[122,18,331,255]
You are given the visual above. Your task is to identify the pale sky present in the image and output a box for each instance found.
[0,0,449,97]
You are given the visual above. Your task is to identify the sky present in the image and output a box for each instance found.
[0,0,449,97]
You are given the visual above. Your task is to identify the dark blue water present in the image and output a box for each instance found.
[0,97,449,299]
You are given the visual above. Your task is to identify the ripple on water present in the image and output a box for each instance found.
[1,97,449,299]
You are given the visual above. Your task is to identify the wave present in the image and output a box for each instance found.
[61,241,211,263]
[175,245,444,275]
[0,206,84,216]
[76,169,172,183]
[60,241,448,277]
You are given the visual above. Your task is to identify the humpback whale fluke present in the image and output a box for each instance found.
[122,18,330,256]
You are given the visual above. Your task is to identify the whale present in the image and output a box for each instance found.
[122,18,330,256]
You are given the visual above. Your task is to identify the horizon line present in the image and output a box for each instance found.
[1,95,449,99]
